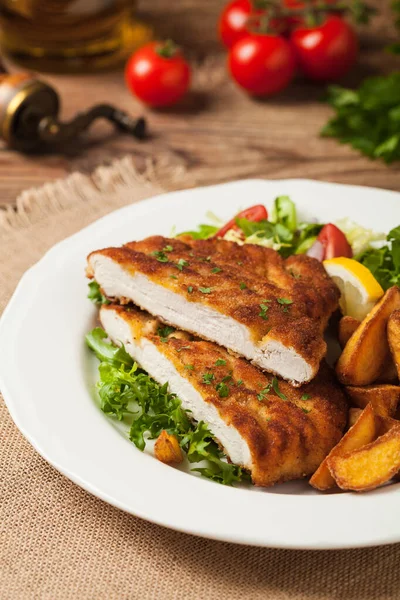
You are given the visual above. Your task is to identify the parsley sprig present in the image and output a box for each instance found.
[322,74,400,164]
[257,377,287,402]
[259,300,271,320]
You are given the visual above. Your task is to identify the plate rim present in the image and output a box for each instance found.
[2,178,400,550]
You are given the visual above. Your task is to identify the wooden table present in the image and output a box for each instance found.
[0,0,398,207]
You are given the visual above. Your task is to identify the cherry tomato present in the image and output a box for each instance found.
[218,0,252,49]
[290,16,358,82]
[317,223,353,259]
[125,41,191,108]
[214,204,268,238]
[228,34,296,96]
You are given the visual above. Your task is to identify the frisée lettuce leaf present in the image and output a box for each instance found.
[86,328,246,485]
[359,226,400,290]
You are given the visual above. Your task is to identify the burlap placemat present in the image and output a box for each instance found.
[1,158,400,600]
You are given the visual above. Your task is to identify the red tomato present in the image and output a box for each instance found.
[218,0,252,49]
[317,223,353,259]
[125,41,191,108]
[228,34,296,96]
[290,16,358,81]
[214,204,268,238]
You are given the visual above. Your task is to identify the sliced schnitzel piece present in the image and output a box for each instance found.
[88,236,339,385]
[99,304,347,487]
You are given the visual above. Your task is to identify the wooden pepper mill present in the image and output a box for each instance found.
[0,71,146,152]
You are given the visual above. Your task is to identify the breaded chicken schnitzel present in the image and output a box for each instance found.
[88,236,339,385]
[100,304,347,487]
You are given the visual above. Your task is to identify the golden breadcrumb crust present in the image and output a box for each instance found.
[88,236,339,381]
[102,304,347,487]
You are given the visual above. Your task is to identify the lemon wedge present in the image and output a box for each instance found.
[323,257,384,321]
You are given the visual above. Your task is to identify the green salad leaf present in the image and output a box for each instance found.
[235,197,323,257]
[178,224,218,239]
[86,327,134,368]
[322,74,400,163]
[359,226,400,290]
[271,195,297,232]
[86,329,246,485]
[87,281,110,305]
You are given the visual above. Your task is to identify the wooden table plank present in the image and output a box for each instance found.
[0,0,398,206]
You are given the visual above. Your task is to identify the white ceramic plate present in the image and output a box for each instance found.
[1,179,400,550]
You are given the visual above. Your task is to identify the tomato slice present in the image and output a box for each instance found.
[214,204,268,238]
[317,223,353,259]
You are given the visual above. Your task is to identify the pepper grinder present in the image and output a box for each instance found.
[0,71,147,152]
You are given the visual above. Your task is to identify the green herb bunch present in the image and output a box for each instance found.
[322,74,400,164]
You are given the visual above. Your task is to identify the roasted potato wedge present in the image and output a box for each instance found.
[336,287,400,385]
[348,408,363,428]
[328,423,400,492]
[375,359,398,384]
[388,310,400,379]
[345,384,400,417]
[309,404,377,491]
[154,430,183,465]
[338,316,360,349]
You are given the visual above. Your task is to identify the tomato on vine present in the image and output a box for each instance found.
[290,16,358,81]
[228,34,296,96]
[125,41,191,108]
[218,0,253,49]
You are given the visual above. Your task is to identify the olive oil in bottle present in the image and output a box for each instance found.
[0,0,152,72]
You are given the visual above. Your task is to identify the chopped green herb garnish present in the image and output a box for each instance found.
[216,382,230,398]
[152,250,169,262]
[215,359,227,366]
[176,258,189,271]
[202,372,215,385]
[277,297,293,313]
[184,364,194,370]
[199,287,212,294]
[259,302,270,320]
[302,407,312,414]
[187,286,194,294]
[257,383,272,401]
[211,267,222,273]
[240,282,247,290]
[272,378,287,400]
[163,245,173,252]
[301,393,311,401]
[221,375,232,383]
[87,281,110,305]
[169,274,178,280]
[277,297,293,305]
[236,379,243,386]
[157,325,176,342]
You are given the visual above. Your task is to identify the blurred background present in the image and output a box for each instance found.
[0,0,398,205]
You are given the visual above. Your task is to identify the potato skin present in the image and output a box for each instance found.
[345,384,400,418]
[327,423,400,492]
[310,404,377,491]
[388,310,400,380]
[338,316,360,349]
[336,287,400,385]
